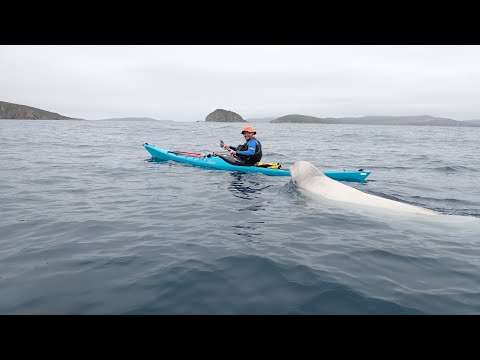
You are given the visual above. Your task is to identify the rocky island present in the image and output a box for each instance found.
[205,109,246,122]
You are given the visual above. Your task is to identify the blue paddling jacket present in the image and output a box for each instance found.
[229,139,262,164]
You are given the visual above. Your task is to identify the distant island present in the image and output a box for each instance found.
[0,101,79,120]
[203,110,480,126]
[205,109,246,122]
[246,116,278,123]
[98,117,171,122]
[270,114,480,127]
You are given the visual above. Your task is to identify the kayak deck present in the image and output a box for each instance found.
[142,143,371,182]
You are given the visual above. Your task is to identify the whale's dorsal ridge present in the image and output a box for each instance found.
[290,160,439,216]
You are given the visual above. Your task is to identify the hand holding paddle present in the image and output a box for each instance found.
[217,140,237,157]
[220,140,230,150]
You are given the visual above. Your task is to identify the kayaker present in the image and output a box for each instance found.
[222,125,263,165]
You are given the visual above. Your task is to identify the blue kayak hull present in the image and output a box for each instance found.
[142,143,371,182]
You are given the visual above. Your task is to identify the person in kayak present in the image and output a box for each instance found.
[221,125,263,166]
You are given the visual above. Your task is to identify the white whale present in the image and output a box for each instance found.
[290,161,439,216]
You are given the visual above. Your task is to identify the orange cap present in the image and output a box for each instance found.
[241,125,256,134]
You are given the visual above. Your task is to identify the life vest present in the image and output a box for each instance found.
[255,162,282,169]
[235,139,262,165]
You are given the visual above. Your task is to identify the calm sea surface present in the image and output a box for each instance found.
[1,119,479,314]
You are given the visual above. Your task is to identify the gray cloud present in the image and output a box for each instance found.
[1,45,480,121]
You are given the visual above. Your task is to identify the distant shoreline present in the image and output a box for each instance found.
[0,118,83,121]
[269,114,480,127]
[2,118,480,129]
[0,101,79,120]
[2,101,479,126]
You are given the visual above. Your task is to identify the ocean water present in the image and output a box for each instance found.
[1,119,479,314]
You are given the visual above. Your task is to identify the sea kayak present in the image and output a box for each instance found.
[142,143,371,182]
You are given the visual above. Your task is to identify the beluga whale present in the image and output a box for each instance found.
[290,161,439,216]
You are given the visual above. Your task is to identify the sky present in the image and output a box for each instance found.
[1,45,480,121]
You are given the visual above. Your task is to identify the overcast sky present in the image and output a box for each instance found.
[1,45,480,121]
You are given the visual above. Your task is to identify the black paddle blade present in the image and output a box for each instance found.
[220,140,224,148]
